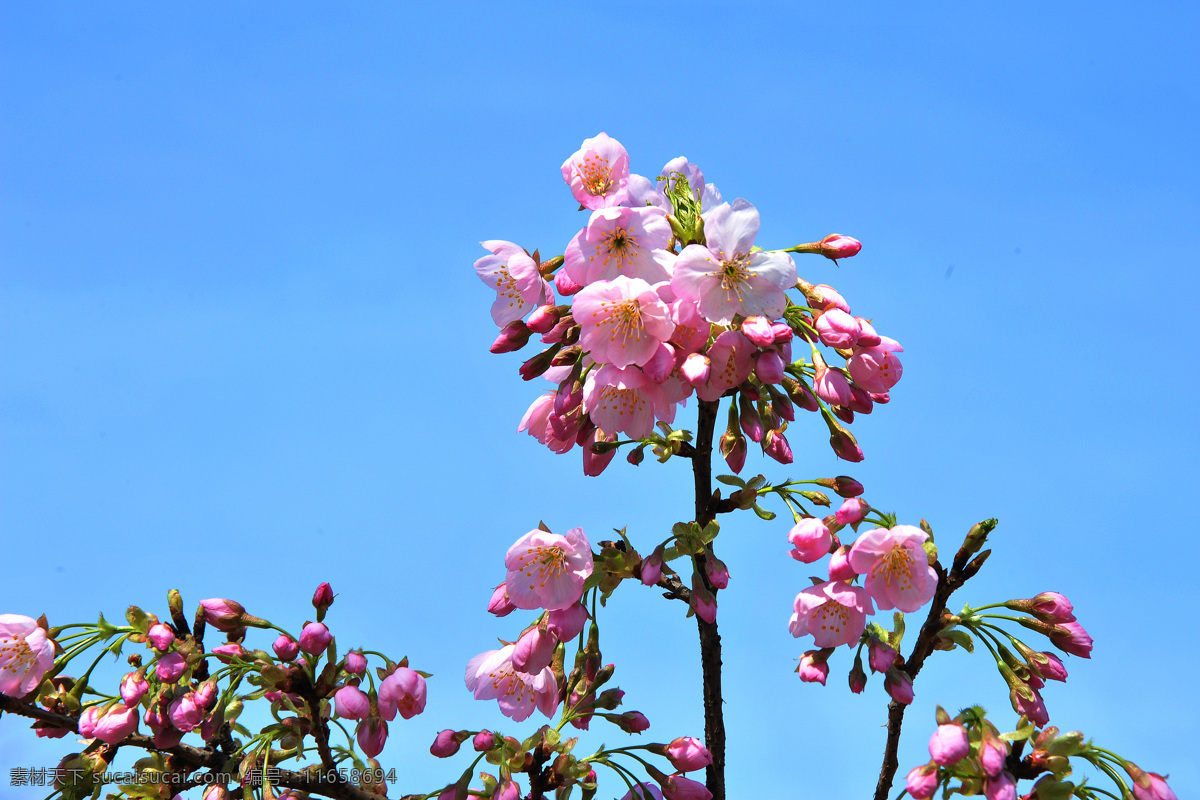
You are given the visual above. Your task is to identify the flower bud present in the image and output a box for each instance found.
[473,730,495,751]
[855,317,881,347]
[199,598,260,633]
[828,422,864,463]
[640,547,665,586]
[719,430,747,474]
[312,583,335,620]
[796,650,830,685]
[681,353,711,386]
[147,623,175,652]
[555,268,583,296]
[273,634,299,662]
[818,234,862,261]
[548,603,589,640]
[788,518,832,564]
[610,710,650,733]
[703,555,730,590]
[487,584,516,617]
[868,637,898,673]
[782,377,820,412]
[740,315,776,347]
[519,347,559,381]
[754,350,786,385]
[806,283,851,313]
[848,653,867,694]
[430,729,463,758]
[763,429,793,465]
[120,672,149,706]
[94,705,139,744]
[356,716,388,758]
[827,545,856,581]
[884,666,914,704]
[663,736,713,773]
[906,763,939,800]
[345,650,368,676]
[299,621,333,655]
[835,498,869,526]
[815,309,862,349]
[929,722,970,766]
[155,652,187,683]
[512,627,558,674]
[526,304,563,334]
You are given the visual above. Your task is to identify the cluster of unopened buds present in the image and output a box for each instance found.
[422,523,714,800]
[905,706,1177,800]
[476,132,901,475]
[0,584,427,800]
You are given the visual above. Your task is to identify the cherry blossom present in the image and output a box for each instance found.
[788,580,874,648]
[561,132,630,210]
[475,240,549,327]
[670,199,797,324]
[465,645,559,722]
[563,207,673,286]
[847,336,904,394]
[573,276,675,369]
[504,526,594,611]
[849,526,938,613]
[0,615,55,698]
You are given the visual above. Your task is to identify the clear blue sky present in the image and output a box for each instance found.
[2,3,1197,798]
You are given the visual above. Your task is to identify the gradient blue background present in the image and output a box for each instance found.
[2,3,1197,798]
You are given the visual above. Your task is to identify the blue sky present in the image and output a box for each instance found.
[2,2,1197,798]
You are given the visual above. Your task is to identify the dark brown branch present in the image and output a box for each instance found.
[691,399,726,800]
[871,530,992,800]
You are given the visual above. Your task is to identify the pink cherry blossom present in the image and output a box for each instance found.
[696,331,755,402]
[518,392,576,454]
[1014,685,1049,726]
[573,276,675,369]
[379,667,427,721]
[788,517,832,563]
[78,705,101,738]
[0,615,56,698]
[474,240,549,327]
[582,365,658,439]
[504,526,594,611]
[788,580,874,648]
[563,207,673,286]
[668,298,711,356]
[670,200,797,324]
[561,132,630,210]
[847,336,904,393]
[929,723,970,765]
[465,645,559,722]
[849,526,938,613]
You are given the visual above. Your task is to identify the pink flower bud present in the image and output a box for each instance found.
[659,774,711,800]
[835,498,869,526]
[763,429,793,465]
[640,547,665,586]
[771,322,794,343]
[797,650,829,685]
[1130,771,1178,800]
[147,623,175,652]
[741,315,776,347]
[490,320,532,353]
[555,268,584,296]
[199,598,247,632]
[807,284,850,313]
[334,685,371,720]
[828,545,856,581]
[815,309,862,349]
[818,234,862,261]
[848,654,867,693]
[119,672,148,706]
[487,584,517,617]
[356,716,388,758]
[868,637,898,673]
[211,642,246,663]
[430,729,462,758]
[613,710,650,733]
[664,737,713,773]
[831,475,864,497]
[884,667,914,704]
[526,304,561,334]
[344,650,367,675]
[494,778,520,800]
[1030,652,1068,682]
[583,428,618,477]
[855,317,881,347]
[905,763,939,800]
[1012,684,1049,726]
[1050,621,1093,658]
[312,582,335,614]
[1031,592,1077,623]
[195,681,218,709]
[548,603,589,640]
[719,430,747,473]
[78,705,101,738]
[829,425,864,462]
[94,704,139,744]
[681,353,711,386]
[929,723,970,765]
[512,627,558,674]
[155,652,187,683]
[979,736,1008,778]
[273,634,299,661]
[848,385,874,414]
[299,622,332,655]
[690,581,717,624]
[814,359,853,407]
[754,350,786,384]
[788,518,832,564]
[644,342,677,382]
[473,730,494,751]
[984,771,1016,800]
[703,556,730,590]
[169,693,203,732]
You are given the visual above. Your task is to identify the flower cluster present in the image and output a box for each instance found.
[905,707,1177,800]
[476,133,900,475]
[1,585,427,799]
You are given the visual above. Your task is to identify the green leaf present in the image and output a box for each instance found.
[715,475,746,488]
[753,504,776,521]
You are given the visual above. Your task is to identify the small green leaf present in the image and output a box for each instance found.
[753,504,776,521]
[716,475,746,488]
